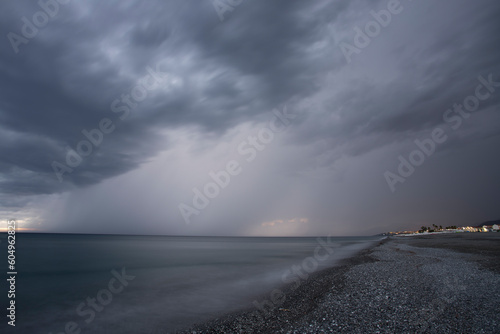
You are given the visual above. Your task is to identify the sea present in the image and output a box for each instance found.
[0,233,383,333]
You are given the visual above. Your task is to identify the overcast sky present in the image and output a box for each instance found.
[1,0,499,236]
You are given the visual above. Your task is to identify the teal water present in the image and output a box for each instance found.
[0,233,382,333]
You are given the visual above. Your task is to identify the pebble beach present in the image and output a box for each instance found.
[182,233,500,333]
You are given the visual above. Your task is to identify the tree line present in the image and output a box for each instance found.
[419,224,457,233]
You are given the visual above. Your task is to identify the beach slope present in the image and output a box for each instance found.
[182,233,500,333]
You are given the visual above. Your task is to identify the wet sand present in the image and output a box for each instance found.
[179,233,500,333]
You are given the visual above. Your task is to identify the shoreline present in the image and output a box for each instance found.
[179,238,388,333]
[180,233,500,333]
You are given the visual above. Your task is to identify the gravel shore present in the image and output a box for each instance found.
[180,233,500,333]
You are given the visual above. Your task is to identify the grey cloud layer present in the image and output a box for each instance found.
[0,0,337,196]
[1,0,499,232]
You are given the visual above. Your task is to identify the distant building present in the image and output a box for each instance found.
[480,225,492,232]
[461,226,478,232]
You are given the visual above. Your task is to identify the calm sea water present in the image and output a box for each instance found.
[0,233,382,333]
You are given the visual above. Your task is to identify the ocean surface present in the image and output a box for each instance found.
[0,233,383,333]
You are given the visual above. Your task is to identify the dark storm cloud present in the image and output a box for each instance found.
[0,0,341,198]
[1,0,500,233]
[283,0,500,163]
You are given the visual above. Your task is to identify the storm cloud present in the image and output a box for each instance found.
[1,0,499,235]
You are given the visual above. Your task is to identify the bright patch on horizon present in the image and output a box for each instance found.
[261,217,309,227]
[0,227,38,232]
